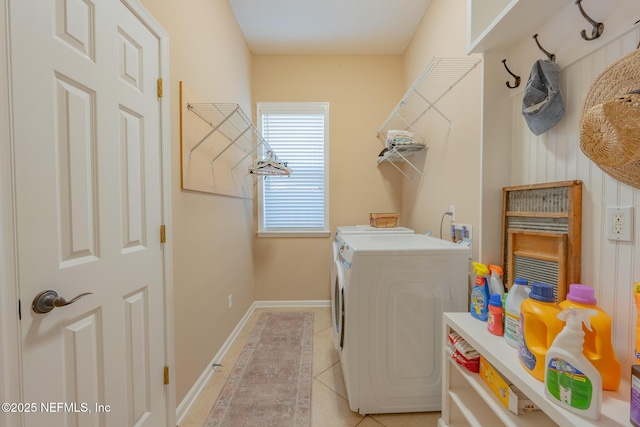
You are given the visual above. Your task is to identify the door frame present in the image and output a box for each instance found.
[0,1,175,426]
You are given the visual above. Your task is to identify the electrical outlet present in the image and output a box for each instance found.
[607,206,633,242]
[449,205,455,222]
[228,294,233,310]
[612,213,624,235]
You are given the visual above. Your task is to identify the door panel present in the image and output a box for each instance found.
[10,1,168,426]
[54,73,100,266]
[63,311,103,427]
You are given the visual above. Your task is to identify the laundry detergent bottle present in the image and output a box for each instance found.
[519,282,563,381]
[559,284,621,391]
[504,278,530,348]
[544,309,602,420]
[487,293,504,336]
[470,262,490,321]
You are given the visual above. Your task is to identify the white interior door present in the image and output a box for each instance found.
[10,1,170,426]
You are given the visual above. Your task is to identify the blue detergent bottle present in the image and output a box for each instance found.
[470,262,490,321]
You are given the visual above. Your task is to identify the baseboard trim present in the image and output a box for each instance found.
[175,299,329,424]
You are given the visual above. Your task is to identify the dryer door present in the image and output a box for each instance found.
[332,258,345,351]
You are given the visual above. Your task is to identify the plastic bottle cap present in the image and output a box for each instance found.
[529,282,556,302]
[514,277,529,286]
[489,293,502,306]
[566,284,597,305]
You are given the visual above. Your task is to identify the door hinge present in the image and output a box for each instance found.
[164,366,170,385]
[18,299,21,320]
[157,78,163,98]
[160,225,166,243]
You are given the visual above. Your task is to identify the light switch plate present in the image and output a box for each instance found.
[606,206,633,242]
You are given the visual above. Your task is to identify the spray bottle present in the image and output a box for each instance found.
[470,262,490,321]
[488,264,505,299]
[544,309,602,420]
[559,284,620,390]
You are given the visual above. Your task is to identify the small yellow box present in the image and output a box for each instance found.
[479,356,538,414]
[369,213,399,228]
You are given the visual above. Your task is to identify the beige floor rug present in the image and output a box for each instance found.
[204,311,314,427]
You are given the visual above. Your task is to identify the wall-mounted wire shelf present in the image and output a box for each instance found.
[376,56,482,181]
[376,57,482,137]
[377,144,428,181]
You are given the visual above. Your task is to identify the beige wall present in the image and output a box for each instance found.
[252,55,405,300]
[401,0,483,262]
[139,0,255,404]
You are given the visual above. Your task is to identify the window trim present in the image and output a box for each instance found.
[256,102,330,238]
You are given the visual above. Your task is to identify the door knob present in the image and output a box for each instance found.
[31,290,93,314]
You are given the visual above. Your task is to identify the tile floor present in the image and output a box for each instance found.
[178,306,441,427]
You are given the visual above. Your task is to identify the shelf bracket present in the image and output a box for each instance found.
[188,104,240,157]
[209,125,252,166]
[379,147,425,181]
[412,90,452,128]
[230,139,268,171]
[382,157,413,181]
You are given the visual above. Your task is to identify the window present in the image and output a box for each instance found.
[257,102,329,237]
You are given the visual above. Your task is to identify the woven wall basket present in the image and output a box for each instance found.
[579,49,640,189]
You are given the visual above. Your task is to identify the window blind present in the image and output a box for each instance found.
[259,104,328,232]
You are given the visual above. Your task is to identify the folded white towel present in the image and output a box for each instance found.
[386,130,416,148]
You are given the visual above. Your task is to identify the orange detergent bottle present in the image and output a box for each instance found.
[559,284,621,391]
[519,282,564,381]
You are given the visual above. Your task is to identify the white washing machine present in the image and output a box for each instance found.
[335,234,469,415]
[331,225,413,350]
[333,225,414,261]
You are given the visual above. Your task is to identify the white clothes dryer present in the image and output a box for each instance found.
[331,225,413,350]
[335,234,469,415]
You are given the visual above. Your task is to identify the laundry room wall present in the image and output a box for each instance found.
[140,0,255,405]
[251,55,405,300]
[400,0,483,263]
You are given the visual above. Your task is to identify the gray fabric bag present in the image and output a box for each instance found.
[522,60,565,135]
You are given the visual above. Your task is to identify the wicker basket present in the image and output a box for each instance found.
[369,213,399,228]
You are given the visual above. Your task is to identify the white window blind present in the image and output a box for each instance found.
[257,103,329,235]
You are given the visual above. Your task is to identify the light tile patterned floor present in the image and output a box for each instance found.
[178,307,441,427]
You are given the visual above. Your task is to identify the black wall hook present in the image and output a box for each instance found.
[576,0,604,41]
[501,59,521,89]
[533,34,556,62]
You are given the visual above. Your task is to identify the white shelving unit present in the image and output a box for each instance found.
[466,0,572,53]
[440,312,631,427]
[375,57,481,181]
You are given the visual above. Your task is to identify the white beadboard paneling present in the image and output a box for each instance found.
[511,27,640,374]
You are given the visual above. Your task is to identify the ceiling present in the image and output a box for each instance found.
[227,0,434,55]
